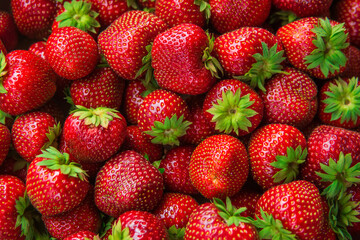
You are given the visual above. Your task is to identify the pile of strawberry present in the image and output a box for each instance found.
[1,0,360,239]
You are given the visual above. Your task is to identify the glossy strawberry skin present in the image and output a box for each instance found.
[94,150,164,218]
[256,180,324,240]
[0,50,57,116]
[122,80,147,125]
[0,175,26,240]
[152,23,215,95]
[260,67,318,129]
[28,41,47,60]
[45,26,99,80]
[340,45,360,78]
[272,0,333,18]
[189,134,249,199]
[0,124,11,166]
[0,10,18,51]
[63,231,98,240]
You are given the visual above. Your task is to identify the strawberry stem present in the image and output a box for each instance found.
[203,32,223,78]
[71,105,121,128]
[0,51,8,94]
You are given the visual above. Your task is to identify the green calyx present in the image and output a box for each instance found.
[270,145,307,184]
[15,192,50,240]
[323,77,360,125]
[270,10,298,26]
[168,225,185,240]
[152,159,165,174]
[36,146,88,181]
[316,152,360,200]
[253,208,297,240]
[108,219,133,240]
[71,105,120,128]
[0,109,12,124]
[0,51,8,94]
[234,42,287,92]
[145,114,192,146]
[203,32,224,79]
[135,43,159,92]
[213,197,252,227]
[304,18,349,78]
[206,88,258,135]
[194,0,211,22]
[127,0,139,9]
[56,0,100,34]
[42,122,61,150]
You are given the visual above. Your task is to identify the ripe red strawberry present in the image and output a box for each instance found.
[0,50,57,116]
[45,26,99,80]
[203,79,263,136]
[277,17,350,79]
[272,0,333,18]
[249,123,307,189]
[213,27,285,91]
[0,123,10,166]
[189,134,249,199]
[254,180,324,240]
[69,67,125,109]
[341,45,360,78]
[28,41,47,60]
[64,231,99,240]
[11,0,57,39]
[98,10,168,80]
[184,198,258,239]
[11,111,60,163]
[159,145,198,194]
[260,67,318,128]
[94,150,164,218]
[122,80,147,125]
[137,89,191,146]
[26,147,90,216]
[314,196,337,240]
[62,105,127,163]
[151,23,221,95]
[0,10,18,51]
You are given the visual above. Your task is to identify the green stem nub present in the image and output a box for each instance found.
[304,18,349,78]
[203,32,224,79]
[194,0,211,21]
[108,219,133,240]
[270,146,307,184]
[213,197,252,227]
[323,77,360,125]
[206,88,258,135]
[71,105,120,128]
[56,0,100,34]
[316,152,360,200]
[234,42,286,92]
[145,114,192,146]
[0,51,8,94]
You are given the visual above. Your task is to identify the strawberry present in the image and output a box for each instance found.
[98,10,168,80]
[69,67,125,109]
[11,111,61,163]
[341,45,360,78]
[159,145,198,194]
[62,105,127,163]
[272,0,333,18]
[314,196,337,240]
[11,0,57,39]
[137,89,191,146]
[64,231,100,240]
[94,150,164,218]
[0,10,18,51]
[230,186,262,218]
[122,80,147,125]
[203,79,263,136]
[45,26,99,80]
[0,123,10,166]
[277,17,350,79]
[254,180,324,240]
[260,67,318,128]
[26,147,90,216]
[0,154,28,182]
[151,23,221,95]
[249,123,307,189]
[184,197,258,239]
[28,41,47,60]
[189,134,249,199]
[0,50,57,116]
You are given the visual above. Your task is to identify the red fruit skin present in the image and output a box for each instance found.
[213,27,283,77]
[209,0,271,34]
[0,11,18,51]
[138,0,156,9]
[117,210,169,240]
[94,150,164,218]
[314,196,337,240]
[333,0,360,48]
[26,157,90,216]
[0,156,28,182]
[0,124,11,166]
[203,79,264,136]
[159,145,199,195]
[63,231,98,240]
[11,112,58,163]
[189,134,249,199]
[98,10,168,80]
[0,50,57,116]
[152,23,215,95]
[28,41,47,60]
[0,175,26,240]
[122,80,146,125]
[153,192,199,229]
[45,26,99,80]
[184,202,259,239]
[347,184,360,237]
[255,180,324,240]
[230,187,262,218]
[277,17,350,79]
[301,125,360,190]
[260,67,318,129]
[11,0,57,39]
[62,111,127,163]
[272,0,333,18]
[70,67,125,109]
[0,39,7,55]
[340,45,360,78]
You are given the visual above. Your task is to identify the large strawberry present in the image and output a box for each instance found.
[189,134,249,199]
[94,150,164,218]
[277,17,350,79]
[62,105,127,163]
[272,0,333,18]
[0,10,18,51]
[0,50,57,116]
[0,123,10,166]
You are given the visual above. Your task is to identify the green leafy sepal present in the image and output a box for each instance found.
[0,51,8,94]
[168,225,185,240]
[108,219,133,240]
[42,122,61,150]
[194,0,211,22]
[270,10,298,26]
[203,32,223,78]
[127,0,139,9]
[135,43,159,92]
[71,105,120,128]
[0,109,12,124]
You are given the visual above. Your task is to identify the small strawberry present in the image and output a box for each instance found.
[28,41,47,60]
[122,80,147,125]
[64,231,100,240]
[0,10,18,51]
[189,134,249,199]
[272,0,333,18]
[0,123,10,166]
